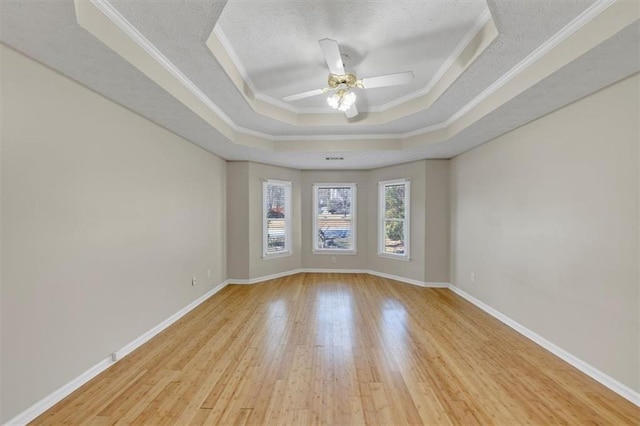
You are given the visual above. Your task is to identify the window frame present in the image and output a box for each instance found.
[262,179,292,259]
[378,178,410,260]
[312,183,357,254]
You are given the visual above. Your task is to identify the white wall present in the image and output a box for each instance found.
[2,45,228,421]
[451,73,640,392]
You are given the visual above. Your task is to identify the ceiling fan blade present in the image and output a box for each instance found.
[345,105,358,119]
[318,38,345,76]
[282,88,326,102]
[361,71,414,89]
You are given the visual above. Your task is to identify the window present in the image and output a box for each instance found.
[312,183,357,253]
[378,179,410,259]
[263,180,292,258]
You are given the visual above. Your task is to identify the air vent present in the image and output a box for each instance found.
[325,156,344,161]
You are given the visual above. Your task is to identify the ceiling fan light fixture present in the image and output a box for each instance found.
[282,39,413,118]
[327,90,356,112]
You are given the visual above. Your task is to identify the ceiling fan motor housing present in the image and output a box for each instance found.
[328,73,360,89]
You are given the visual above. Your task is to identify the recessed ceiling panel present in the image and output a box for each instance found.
[215,0,488,112]
[3,0,638,170]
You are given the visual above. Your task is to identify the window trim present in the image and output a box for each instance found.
[263,179,292,259]
[312,183,357,254]
[378,178,410,260]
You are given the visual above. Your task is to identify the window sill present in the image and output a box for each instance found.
[377,252,410,261]
[313,250,357,255]
[262,251,292,260]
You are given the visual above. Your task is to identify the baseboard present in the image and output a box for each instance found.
[4,280,230,426]
[366,269,449,288]
[299,268,369,274]
[228,269,304,285]
[12,275,635,425]
[116,280,229,360]
[230,268,448,289]
[4,358,114,426]
[448,284,640,407]
[229,269,371,285]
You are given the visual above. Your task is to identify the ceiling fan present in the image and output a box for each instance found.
[282,38,414,118]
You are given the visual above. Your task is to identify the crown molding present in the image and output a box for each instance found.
[84,0,279,142]
[212,25,301,114]
[207,11,498,123]
[442,0,618,128]
[368,8,493,113]
[212,8,492,115]
[76,0,634,149]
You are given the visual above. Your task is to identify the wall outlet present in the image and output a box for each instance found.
[331,256,336,264]
[207,269,211,278]
[470,272,475,283]
[192,277,196,286]
[111,352,118,362]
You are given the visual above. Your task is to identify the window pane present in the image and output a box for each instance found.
[264,181,290,256]
[385,184,405,219]
[317,216,352,249]
[378,180,409,258]
[266,218,286,253]
[315,186,354,250]
[384,219,405,254]
[266,185,286,219]
[317,187,351,215]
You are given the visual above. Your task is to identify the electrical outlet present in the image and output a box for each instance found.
[470,272,475,283]
[192,277,196,286]
[111,352,118,362]
[331,256,336,264]
[207,269,211,278]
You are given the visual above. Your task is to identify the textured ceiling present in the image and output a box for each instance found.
[1,0,639,170]
[214,0,487,111]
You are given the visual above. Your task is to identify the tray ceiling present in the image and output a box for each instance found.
[1,0,639,169]
[213,0,488,112]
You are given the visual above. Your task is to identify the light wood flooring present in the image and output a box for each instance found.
[32,273,639,425]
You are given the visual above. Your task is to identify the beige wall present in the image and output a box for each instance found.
[2,45,228,421]
[226,162,302,280]
[227,162,451,279]
[451,73,640,392]
[301,170,370,270]
[247,162,302,279]
[0,44,5,423]
[425,160,451,283]
[226,162,250,279]
[367,161,427,282]
[7,35,637,420]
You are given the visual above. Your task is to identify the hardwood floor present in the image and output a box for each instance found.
[32,273,639,425]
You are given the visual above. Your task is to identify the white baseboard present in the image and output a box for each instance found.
[230,268,448,289]
[228,269,304,284]
[8,274,637,425]
[299,268,369,274]
[115,280,229,360]
[366,269,449,288]
[229,269,370,285]
[448,284,640,407]
[4,280,230,426]
[4,358,114,426]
